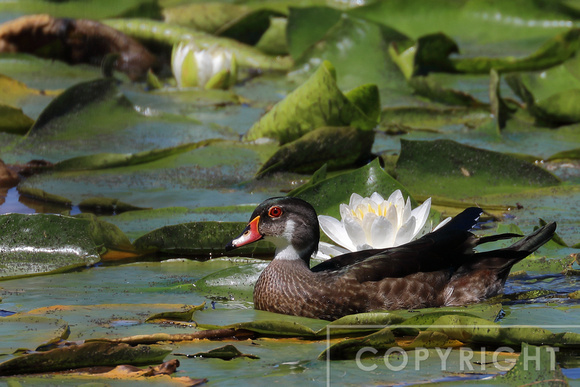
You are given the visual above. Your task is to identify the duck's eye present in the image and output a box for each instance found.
[268,206,283,218]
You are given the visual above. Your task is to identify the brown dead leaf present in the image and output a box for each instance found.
[0,15,156,80]
[88,328,256,346]
[61,360,207,386]
[0,159,19,187]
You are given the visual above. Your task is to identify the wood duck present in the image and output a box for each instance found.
[226,197,556,321]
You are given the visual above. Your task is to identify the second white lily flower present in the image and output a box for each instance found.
[171,42,238,89]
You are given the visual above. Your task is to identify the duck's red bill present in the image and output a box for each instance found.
[225,215,262,251]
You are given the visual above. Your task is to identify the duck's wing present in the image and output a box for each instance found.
[311,207,521,282]
[312,230,473,281]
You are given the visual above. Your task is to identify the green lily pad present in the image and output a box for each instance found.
[195,262,267,302]
[1,78,216,164]
[255,16,289,56]
[429,315,580,347]
[52,141,219,172]
[350,0,573,53]
[0,315,69,355]
[506,57,580,124]
[501,305,580,334]
[407,75,487,107]
[224,320,317,338]
[256,126,374,177]
[133,221,274,256]
[0,341,171,376]
[145,302,205,323]
[0,0,160,20]
[162,2,251,34]
[548,148,580,161]
[319,327,396,361]
[388,33,458,79]
[286,6,342,60]
[496,343,566,386]
[390,29,580,77]
[216,9,285,47]
[289,8,408,95]
[182,344,259,360]
[320,303,502,337]
[380,105,491,133]
[103,18,293,71]
[292,158,413,219]
[396,139,561,199]
[77,198,149,214]
[0,104,34,135]
[0,213,104,279]
[100,205,257,242]
[244,61,379,144]
[15,140,278,212]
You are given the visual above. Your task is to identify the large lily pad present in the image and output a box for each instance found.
[506,56,580,125]
[288,8,409,96]
[0,315,69,355]
[1,78,215,164]
[256,126,374,176]
[0,341,171,376]
[133,221,274,256]
[244,61,379,144]
[396,139,561,198]
[0,213,105,279]
[430,315,580,347]
[103,18,292,71]
[0,0,160,20]
[292,158,414,219]
[0,104,33,134]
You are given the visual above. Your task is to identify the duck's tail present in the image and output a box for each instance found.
[443,222,556,306]
[475,222,557,278]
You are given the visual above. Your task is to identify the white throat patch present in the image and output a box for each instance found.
[270,219,302,261]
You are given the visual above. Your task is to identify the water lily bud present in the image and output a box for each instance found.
[171,42,238,89]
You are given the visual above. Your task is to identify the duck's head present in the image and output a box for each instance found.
[225,197,320,262]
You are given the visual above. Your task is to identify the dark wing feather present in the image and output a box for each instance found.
[311,207,486,282]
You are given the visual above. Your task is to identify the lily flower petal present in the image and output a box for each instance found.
[315,191,452,260]
[394,217,416,246]
[410,197,431,235]
[318,215,357,252]
[343,216,367,249]
[370,215,395,248]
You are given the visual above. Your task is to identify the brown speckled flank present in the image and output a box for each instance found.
[226,197,557,321]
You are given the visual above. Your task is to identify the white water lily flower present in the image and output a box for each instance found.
[316,191,451,259]
[171,42,238,89]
